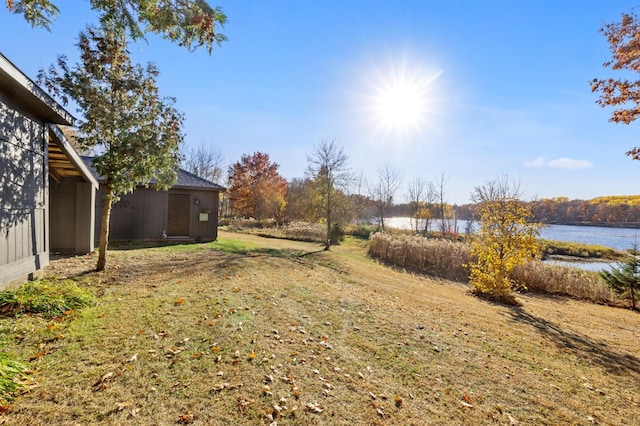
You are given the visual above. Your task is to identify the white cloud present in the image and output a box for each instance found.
[523,157,593,170]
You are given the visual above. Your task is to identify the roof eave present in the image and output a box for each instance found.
[0,53,75,126]
[49,124,99,188]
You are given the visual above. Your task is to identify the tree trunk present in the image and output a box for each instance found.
[96,186,114,271]
[325,193,331,251]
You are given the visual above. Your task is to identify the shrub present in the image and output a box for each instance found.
[345,224,376,239]
[330,222,345,244]
[0,278,95,318]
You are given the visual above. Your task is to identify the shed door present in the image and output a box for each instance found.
[167,194,190,236]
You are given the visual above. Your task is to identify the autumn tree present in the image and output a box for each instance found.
[368,163,402,231]
[39,23,184,271]
[599,244,640,309]
[468,177,542,304]
[5,0,227,53]
[227,152,287,221]
[183,145,225,183]
[306,138,351,250]
[592,10,640,159]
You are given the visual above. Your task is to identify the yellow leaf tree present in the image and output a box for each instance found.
[468,177,542,304]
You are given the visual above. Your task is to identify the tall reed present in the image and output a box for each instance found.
[368,232,471,282]
[369,232,621,304]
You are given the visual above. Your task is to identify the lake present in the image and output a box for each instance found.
[385,217,640,271]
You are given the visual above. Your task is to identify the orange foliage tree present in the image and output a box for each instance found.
[227,152,287,220]
[592,10,640,159]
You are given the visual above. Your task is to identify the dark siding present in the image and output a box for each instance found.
[189,190,220,241]
[94,187,221,242]
[96,188,169,240]
[0,93,48,287]
[49,179,76,251]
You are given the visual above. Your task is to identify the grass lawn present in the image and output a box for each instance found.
[1,230,639,425]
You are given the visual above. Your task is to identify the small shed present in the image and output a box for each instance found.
[0,53,97,288]
[83,158,225,242]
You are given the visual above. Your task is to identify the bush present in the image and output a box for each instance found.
[345,224,376,239]
[330,223,345,245]
[0,278,95,318]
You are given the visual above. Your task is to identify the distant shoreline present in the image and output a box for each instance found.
[542,221,640,229]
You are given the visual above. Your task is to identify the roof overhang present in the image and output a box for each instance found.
[48,125,98,188]
[0,53,74,126]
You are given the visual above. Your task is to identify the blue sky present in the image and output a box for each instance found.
[3,1,640,204]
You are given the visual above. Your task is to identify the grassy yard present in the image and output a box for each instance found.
[1,230,639,425]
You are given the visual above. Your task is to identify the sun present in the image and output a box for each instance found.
[373,79,427,132]
[360,57,444,140]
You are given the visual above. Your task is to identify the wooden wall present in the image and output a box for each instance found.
[0,93,49,288]
[49,179,95,253]
[95,187,220,241]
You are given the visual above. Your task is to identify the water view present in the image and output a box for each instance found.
[386,217,640,272]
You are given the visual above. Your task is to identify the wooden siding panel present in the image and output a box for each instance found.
[49,179,76,251]
[189,191,219,240]
[0,77,53,287]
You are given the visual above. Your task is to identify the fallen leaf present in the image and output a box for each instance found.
[459,400,473,408]
[126,354,138,363]
[212,383,230,392]
[116,401,133,411]
[178,412,195,423]
[93,371,115,390]
[305,403,323,414]
[395,394,403,408]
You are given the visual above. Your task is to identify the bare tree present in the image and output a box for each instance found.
[369,163,402,231]
[183,145,225,183]
[351,170,371,225]
[406,176,435,235]
[436,173,450,237]
[306,138,351,250]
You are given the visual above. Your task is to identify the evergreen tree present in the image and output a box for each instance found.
[39,23,184,271]
[599,245,640,309]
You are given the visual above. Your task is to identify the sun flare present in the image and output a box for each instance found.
[360,58,444,140]
[373,80,427,132]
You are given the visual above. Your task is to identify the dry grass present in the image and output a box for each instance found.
[368,232,472,282]
[0,231,638,425]
[368,232,625,305]
[511,262,614,303]
[227,220,328,243]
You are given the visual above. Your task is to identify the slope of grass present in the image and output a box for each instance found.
[0,231,638,425]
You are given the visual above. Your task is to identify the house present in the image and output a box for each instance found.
[0,53,98,289]
[83,158,225,242]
